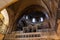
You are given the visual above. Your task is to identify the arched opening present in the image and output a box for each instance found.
[15,5,50,33]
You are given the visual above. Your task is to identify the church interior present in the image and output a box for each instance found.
[0,0,60,40]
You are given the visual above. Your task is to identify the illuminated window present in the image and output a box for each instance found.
[32,18,36,23]
[0,9,9,34]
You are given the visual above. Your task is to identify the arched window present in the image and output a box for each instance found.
[0,9,9,34]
